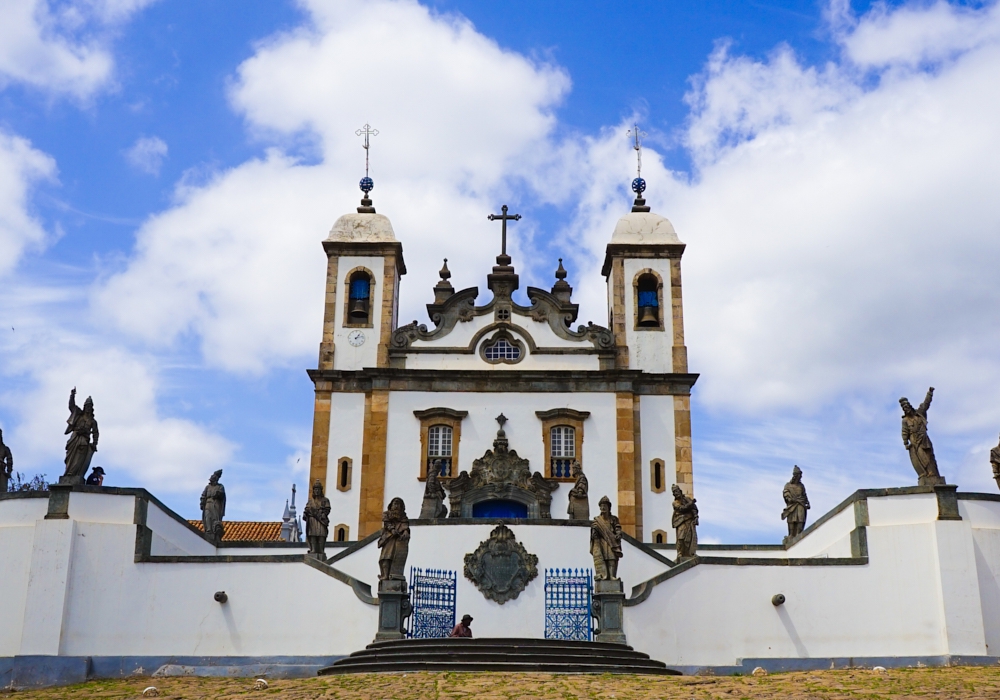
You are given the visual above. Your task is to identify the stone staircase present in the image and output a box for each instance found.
[317,637,679,675]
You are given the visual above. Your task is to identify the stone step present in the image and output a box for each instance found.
[319,660,678,675]
[317,638,679,676]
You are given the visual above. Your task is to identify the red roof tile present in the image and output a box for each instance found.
[188,520,284,541]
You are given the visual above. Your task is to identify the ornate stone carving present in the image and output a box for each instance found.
[464,523,538,604]
[200,470,226,543]
[303,479,331,559]
[419,462,448,519]
[672,485,698,559]
[591,496,622,580]
[446,416,559,518]
[62,388,98,486]
[900,387,945,486]
[378,497,410,580]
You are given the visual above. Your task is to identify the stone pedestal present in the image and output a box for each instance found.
[375,579,411,641]
[919,474,946,487]
[592,579,626,644]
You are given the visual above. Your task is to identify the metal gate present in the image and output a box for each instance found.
[544,568,593,641]
[407,568,457,638]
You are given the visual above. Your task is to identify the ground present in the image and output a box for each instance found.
[6,668,1000,699]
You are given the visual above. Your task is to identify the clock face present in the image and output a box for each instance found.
[348,330,366,347]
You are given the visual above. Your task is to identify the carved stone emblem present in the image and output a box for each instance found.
[464,523,538,604]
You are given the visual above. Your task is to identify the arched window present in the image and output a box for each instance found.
[335,524,349,541]
[549,425,576,479]
[346,270,372,325]
[428,424,453,477]
[652,529,668,544]
[483,337,521,362]
[636,272,660,328]
[336,457,352,492]
[650,459,666,493]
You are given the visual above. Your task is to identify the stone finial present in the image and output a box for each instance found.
[551,258,573,303]
[433,258,454,303]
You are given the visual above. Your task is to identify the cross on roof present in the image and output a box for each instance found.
[355,123,378,179]
[627,123,647,179]
[487,205,521,257]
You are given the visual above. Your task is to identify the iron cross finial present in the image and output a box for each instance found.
[356,123,379,193]
[487,205,521,257]
[495,413,507,429]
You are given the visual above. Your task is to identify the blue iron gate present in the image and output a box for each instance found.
[544,568,593,641]
[407,568,457,638]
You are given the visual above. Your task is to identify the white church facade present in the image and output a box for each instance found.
[307,190,694,543]
[4,181,1000,686]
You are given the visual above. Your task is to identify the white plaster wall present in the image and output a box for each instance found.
[638,394,676,540]
[785,507,856,558]
[326,391,365,536]
[867,494,939,526]
[146,501,216,556]
[404,351,600,371]
[382,391,619,518]
[333,255,385,371]
[68,492,135,523]
[58,520,376,656]
[0,497,48,525]
[0,523,35,655]
[971,526,1000,655]
[623,257,675,374]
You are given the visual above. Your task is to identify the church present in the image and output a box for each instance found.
[5,172,1000,687]
[307,176,694,543]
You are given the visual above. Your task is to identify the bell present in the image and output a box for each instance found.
[638,304,659,327]
[349,297,369,319]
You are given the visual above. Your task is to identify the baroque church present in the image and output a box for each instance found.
[307,179,695,543]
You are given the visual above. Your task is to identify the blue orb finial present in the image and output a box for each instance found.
[631,177,646,195]
[360,176,374,194]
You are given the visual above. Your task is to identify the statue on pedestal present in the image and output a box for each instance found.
[303,479,331,559]
[781,465,810,540]
[419,461,448,519]
[567,461,589,520]
[991,434,1000,492]
[0,428,12,493]
[672,484,698,559]
[200,469,226,542]
[900,387,945,486]
[62,388,98,485]
[590,496,622,580]
[378,497,410,580]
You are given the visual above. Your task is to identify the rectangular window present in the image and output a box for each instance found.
[428,424,453,477]
[550,425,575,479]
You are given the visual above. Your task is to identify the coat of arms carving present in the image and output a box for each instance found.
[464,523,538,604]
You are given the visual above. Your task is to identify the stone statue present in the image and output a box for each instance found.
[991,434,1000,492]
[62,388,98,485]
[672,485,698,559]
[590,496,623,580]
[900,387,944,486]
[0,428,12,493]
[303,479,331,559]
[419,461,448,519]
[781,465,810,540]
[567,461,589,520]
[200,469,226,542]
[378,497,410,580]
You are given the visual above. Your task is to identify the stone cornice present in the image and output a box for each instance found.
[322,240,407,275]
[601,242,686,277]
[413,407,470,421]
[307,368,699,395]
[534,408,592,421]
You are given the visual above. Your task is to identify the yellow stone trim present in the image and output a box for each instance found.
[673,394,694,497]
[319,256,339,369]
[358,390,390,537]
[377,255,398,368]
[308,387,332,494]
[615,391,639,537]
[610,258,629,369]
[670,258,688,373]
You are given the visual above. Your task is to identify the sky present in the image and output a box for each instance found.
[2,0,1000,543]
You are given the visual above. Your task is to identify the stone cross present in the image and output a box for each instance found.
[487,205,521,257]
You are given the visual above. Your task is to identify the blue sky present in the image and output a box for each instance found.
[2,0,1000,543]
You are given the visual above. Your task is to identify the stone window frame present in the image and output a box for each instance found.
[335,456,353,492]
[650,457,666,493]
[651,529,668,544]
[414,407,468,480]
[479,329,526,365]
[334,523,350,542]
[632,268,665,332]
[342,266,376,329]
[535,408,591,482]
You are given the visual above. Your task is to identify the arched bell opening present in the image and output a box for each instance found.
[348,270,372,323]
[636,273,660,327]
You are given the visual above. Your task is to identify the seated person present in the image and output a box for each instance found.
[449,614,473,638]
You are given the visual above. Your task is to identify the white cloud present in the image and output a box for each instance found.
[0,130,56,277]
[0,312,234,493]
[124,135,168,175]
[0,0,156,99]
[96,0,570,371]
